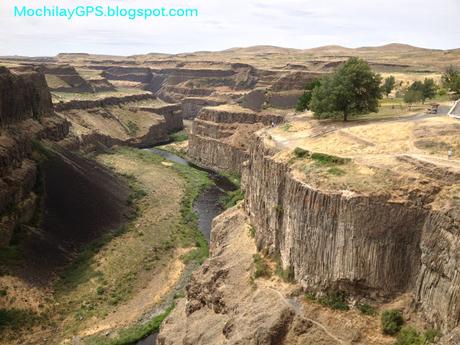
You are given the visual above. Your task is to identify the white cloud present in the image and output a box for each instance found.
[0,0,459,56]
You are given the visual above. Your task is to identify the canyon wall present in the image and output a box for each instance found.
[0,67,69,247]
[0,66,54,126]
[242,134,460,333]
[188,106,284,174]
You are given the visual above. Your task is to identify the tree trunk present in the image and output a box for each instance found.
[344,111,348,122]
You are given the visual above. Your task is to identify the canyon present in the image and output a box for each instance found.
[0,44,459,344]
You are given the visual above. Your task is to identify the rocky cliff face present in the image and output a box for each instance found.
[188,106,284,174]
[0,66,69,247]
[158,206,301,345]
[55,95,183,150]
[0,66,54,126]
[242,133,460,334]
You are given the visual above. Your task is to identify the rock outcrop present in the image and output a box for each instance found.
[158,206,298,345]
[0,66,54,126]
[40,64,94,93]
[0,66,69,246]
[188,105,284,174]
[242,132,460,334]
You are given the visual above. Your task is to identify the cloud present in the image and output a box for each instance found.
[0,0,459,56]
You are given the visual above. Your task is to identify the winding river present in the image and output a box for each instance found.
[136,148,236,344]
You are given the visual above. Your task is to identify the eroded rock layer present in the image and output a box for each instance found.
[0,67,69,246]
[188,105,284,174]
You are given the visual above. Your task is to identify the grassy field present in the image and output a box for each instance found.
[0,147,212,345]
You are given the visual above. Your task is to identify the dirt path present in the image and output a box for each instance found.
[266,287,346,344]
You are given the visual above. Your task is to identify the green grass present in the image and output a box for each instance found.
[303,291,349,311]
[252,254,271,279]
[293,147,309,159]
[54,174,145,295]
[357,303,376,316]
[0,308,40,330]
[219,172,241,189]
[117,148,213,266]
[381,309,404,335]
[317,291,349,311]
[170,131,188,142]
[172,162,213,265]
[85,304,175,345]
[395,327,441,345]
[220,189,244,209]
[248,226,256,238]
[311,152,350,165]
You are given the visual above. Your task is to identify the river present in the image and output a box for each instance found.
[135,148,236,344]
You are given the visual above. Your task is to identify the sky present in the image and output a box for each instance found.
[0,0,459,56]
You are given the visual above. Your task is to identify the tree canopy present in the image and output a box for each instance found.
[404,78,437,104]
[295,79,321,112]
[310,57,382,121]
[442,65,460,95]
[382,75,396,97]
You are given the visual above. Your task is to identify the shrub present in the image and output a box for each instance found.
[96,287,105,295]
[327,167,346,176]
[252,254,271,278]
[395,327,441,345]
[126,120,140,135]
[220,189,244,209]
[304,292,317,301]
[0,308,38,330]
[248,226,256,238]
[317,291,349,311]
[311,152,350,165]
[396,327,424,345]
[381,309,404,335]
[357,303,376,316]
[170,131,188,142]
[293,147,309,158]
[424,328,441,343]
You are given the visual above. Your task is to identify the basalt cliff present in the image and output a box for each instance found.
[0,66,69,247]
[159,115,460,344]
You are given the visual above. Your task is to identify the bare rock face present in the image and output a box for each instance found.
[56,96,183,150]
[270,71,323,92]
[188,106,284,174]
[102,66,154,83]
[40,64,94,93]
[157,207,297,345]
[181,97,226,119]
[0,66,54,126]
[242,133,460,334]
[0,66,69,247]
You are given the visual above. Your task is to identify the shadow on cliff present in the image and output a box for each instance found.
[19,144,131,285]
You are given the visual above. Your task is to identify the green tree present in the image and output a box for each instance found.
[405,79,436,103]
[381,309,404,335]
[382,75,396,97]
[296,79,321,112]
[421,78,437,102]
[310,57,382,121]
[442,65,460,95]
[403,89,423,106]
